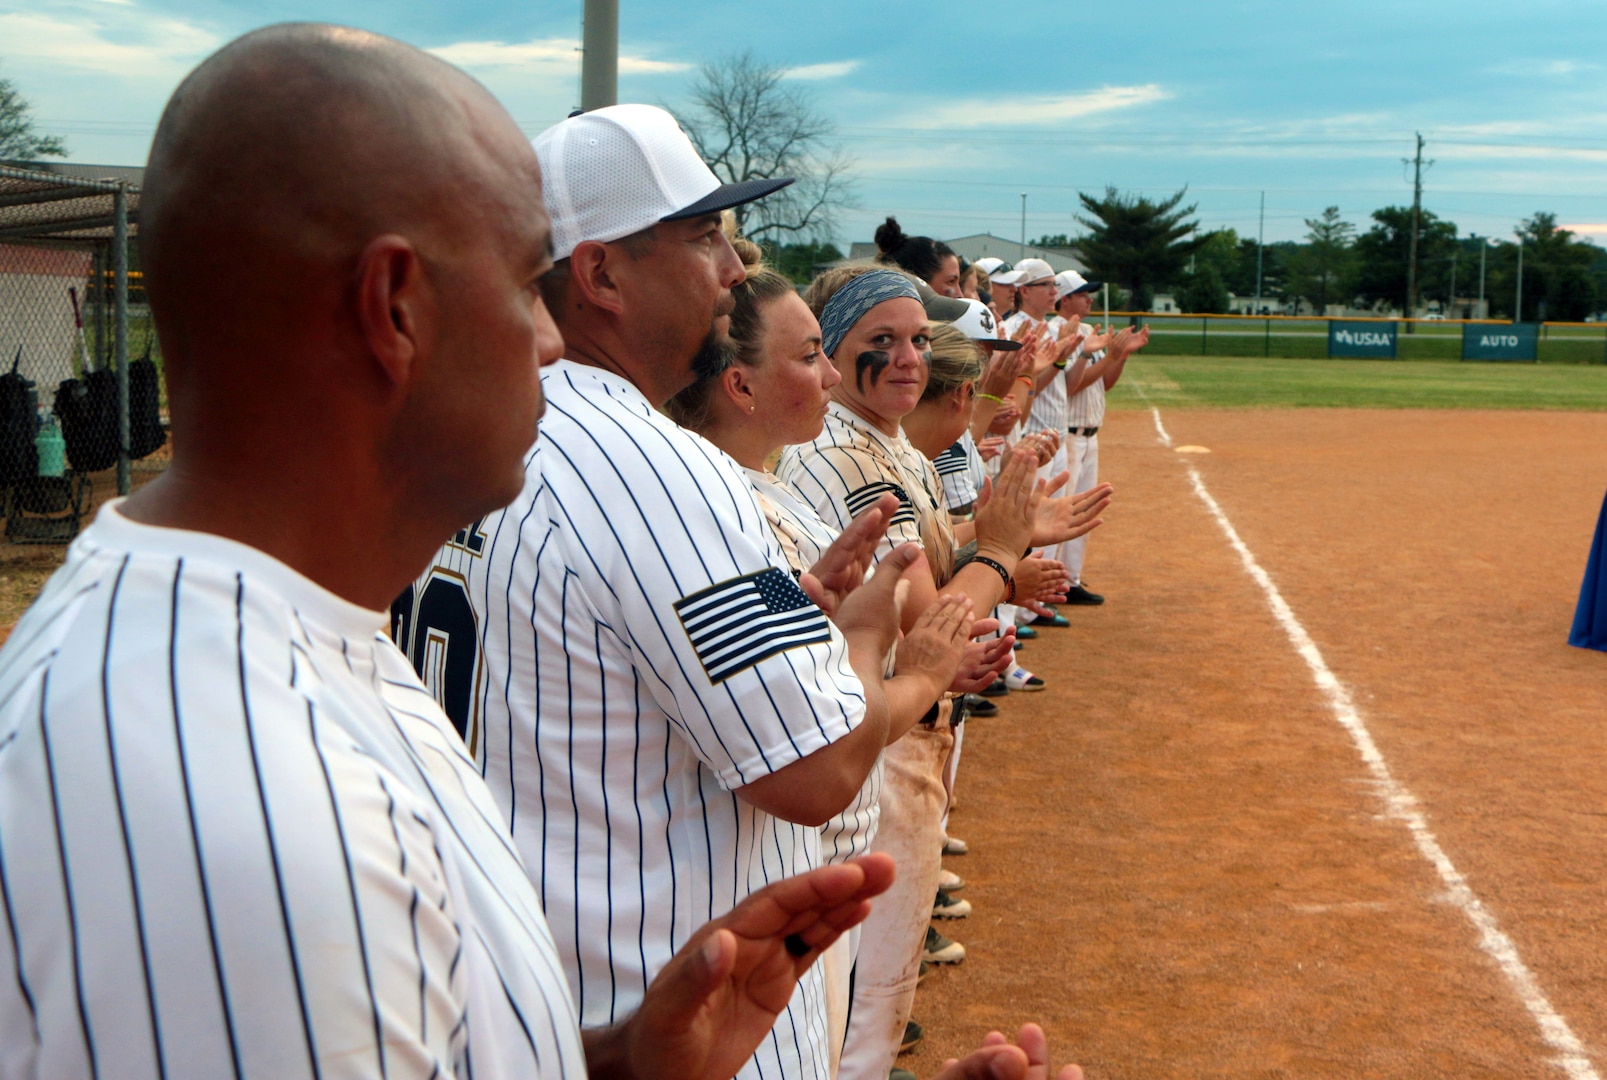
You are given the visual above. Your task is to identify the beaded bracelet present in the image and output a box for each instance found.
[976,392,1005,404]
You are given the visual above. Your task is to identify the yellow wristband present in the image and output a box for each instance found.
[976,392,1004,404]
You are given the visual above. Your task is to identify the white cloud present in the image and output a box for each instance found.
[428,37,689,75]
[0,10,219,79]
[785,60,860,81]
[898,84,1170,129]
[1483,58,1597,78]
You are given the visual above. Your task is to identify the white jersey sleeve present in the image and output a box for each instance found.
[776,405,927,561]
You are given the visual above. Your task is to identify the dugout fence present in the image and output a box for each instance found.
[1118,311,1607,364]
[0,162,166,544]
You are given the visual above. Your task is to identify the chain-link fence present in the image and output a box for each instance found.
[1117,312,1607,362]
[0,163,167,545]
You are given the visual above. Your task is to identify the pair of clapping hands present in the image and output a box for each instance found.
[797,493,1013,696]
[589,849,1080,1080]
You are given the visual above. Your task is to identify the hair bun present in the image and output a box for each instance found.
[731,236,766,274]
[874,216,907,256]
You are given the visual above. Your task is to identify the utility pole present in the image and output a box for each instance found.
[1474,234,1486,318]
[1515,238,1525,323]
[1019,193,1028,261]
[1254,190,1265,315]
[579,0,618,112]
[1403,132,1431,331]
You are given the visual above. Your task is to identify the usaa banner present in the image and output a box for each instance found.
[1462,323,1538,361]
[1327,321,1398,359]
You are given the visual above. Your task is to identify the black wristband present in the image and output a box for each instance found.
[971,555,1012,592]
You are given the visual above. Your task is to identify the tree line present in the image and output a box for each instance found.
[1037,191,1607,322]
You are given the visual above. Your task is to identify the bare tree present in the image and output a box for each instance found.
[674,52,856,243]
[0,70,67,162]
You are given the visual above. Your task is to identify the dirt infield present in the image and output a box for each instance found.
[905,408,1607,1079]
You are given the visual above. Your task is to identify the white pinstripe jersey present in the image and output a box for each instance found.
[776,403,952,586]
[1062,321,1107,429]
[401,360,866,1080]
[0,503,585,1080]
[743,468,882,868]
[933,432,985,513]
[1004,311,1069,438]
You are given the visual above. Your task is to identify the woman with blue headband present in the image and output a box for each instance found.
[776,264,1064,1080]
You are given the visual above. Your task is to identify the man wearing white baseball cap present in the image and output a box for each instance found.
[406,102,907,1080]
[976,257,1028,320]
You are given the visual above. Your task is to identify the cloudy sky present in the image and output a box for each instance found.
[6,0,1607,248]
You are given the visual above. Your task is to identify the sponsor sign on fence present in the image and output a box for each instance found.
[1461,323,1538,362]
[1327,321,1398,359]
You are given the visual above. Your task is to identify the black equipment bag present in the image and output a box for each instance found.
[128,345,166,460]
[55,367,119,474]
[0,348,38,486]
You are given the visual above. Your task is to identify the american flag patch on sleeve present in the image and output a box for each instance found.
[674,566,833,684]
[844,481,916,527]
[933,442,970,477]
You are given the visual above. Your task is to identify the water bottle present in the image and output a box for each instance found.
[36,416,65,478]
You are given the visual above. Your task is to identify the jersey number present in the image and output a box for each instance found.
[391,572,480,744]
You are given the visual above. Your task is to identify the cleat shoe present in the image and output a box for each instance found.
[1005,667,1046,692]
[1030,610,1070,627]
[980,677,1009,697]
[892,1070,919,1080]
[923,925,966,964]
[1015,624,1039,639]
[1064,583,1104,606]
[962,694,997,717]
[918,959,933,983]
[937,868,965,892]
[932,889,972,919]
[900,1020,923,1055]
[942,835,969,856]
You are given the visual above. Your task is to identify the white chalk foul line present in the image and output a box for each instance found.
[1151,404,1597,1080]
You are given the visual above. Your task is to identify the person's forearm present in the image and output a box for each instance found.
[881,672,947,745]
[939,559,1016,615]
[1102,352,1128,389]
[968,397,1001,443]
[950,519,977,547]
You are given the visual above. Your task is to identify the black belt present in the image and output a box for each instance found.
[1068,425,1100,437]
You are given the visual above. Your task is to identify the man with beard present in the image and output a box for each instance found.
[400,104,902,1080]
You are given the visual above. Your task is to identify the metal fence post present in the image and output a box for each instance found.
[114,183,130,497]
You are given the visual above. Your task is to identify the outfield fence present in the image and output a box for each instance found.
[1117,312,1607,364]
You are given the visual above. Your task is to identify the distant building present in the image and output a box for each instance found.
[845,232,1088,275]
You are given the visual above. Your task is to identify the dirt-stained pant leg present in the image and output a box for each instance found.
[1054,433,1099,584]
[823,925,860,1076]
[838,717,954,1080]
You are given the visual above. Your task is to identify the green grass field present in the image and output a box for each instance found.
[1109,354,1607,410]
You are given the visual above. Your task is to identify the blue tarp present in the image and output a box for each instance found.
[1570,490,1607,651]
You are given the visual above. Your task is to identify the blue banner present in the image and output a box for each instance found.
[1462,323,1538,361]
[1327,321,1398,359]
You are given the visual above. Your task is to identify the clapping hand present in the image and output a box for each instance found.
[1029,481,1114,548]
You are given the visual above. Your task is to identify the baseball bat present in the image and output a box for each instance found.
[69,285,95,374]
